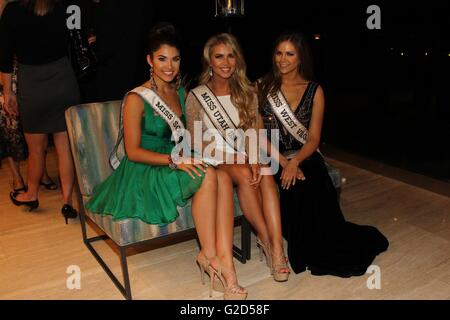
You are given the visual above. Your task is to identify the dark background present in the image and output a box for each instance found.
[90,0,450,182]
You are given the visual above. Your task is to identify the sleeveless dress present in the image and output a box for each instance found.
[86,88,204,225]
[260,82,389,277]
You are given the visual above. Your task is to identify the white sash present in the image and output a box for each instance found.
[266,90,309,145]
[191,84,242,153]
[267,89,323,159]
[109,87,185,170]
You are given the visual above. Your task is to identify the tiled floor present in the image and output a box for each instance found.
[0,150,448,299]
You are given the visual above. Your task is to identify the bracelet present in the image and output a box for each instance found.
[168,154,178,170]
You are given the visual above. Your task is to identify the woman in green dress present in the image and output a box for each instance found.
[86,23,247,300]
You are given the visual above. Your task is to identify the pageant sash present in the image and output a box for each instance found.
[267,89,324,160]
[192,85,243,154]
[109,86,185,170]
[267,90,309,145]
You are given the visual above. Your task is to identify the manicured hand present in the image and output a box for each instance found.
[177,157,208,179]
[279,155,289,168]
[280,159,305,190]
[249,163,262,188]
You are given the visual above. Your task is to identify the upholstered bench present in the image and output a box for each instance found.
[65,100,251,300]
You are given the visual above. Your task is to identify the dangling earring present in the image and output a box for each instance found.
[175,72,181,90]
[149,66,157,90]
[209,67,213,78]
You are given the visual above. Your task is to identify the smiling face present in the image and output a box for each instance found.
[274,40,301,76]
[210,43,237,80]
[147,44,181,83]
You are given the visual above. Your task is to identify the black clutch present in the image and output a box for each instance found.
[68,29,98,80]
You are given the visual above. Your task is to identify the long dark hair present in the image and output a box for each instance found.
[259,31,315,103]
[20,0,60,16]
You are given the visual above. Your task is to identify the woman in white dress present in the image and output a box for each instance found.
[186,33,290,283]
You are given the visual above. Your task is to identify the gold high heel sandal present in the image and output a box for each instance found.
[256,238,290,282]
[196,252,225,294]
[209,262,248,300]
[256,238,271,268]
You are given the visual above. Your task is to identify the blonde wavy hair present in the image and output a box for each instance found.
[199,33,256,130]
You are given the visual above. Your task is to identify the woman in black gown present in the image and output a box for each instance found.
[258,31,389,277]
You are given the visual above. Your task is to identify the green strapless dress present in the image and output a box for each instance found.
[86,89,204,225]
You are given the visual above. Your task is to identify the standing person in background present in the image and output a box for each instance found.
[0,0,80,223]
[0,0,58,195]
[0,0,29,192]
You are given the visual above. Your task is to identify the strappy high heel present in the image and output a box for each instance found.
[196,252,225,294]
[196,252,247,300]
[256,238,290,282]
[209,262,247,300]
[256,238,271,268]
[196,253,212,291]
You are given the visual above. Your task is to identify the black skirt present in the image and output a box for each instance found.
[17,56,80,133]
[275,152,389,277]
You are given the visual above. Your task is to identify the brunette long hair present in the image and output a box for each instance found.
[259,31,315,104]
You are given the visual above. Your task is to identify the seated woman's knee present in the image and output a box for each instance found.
[217,169,232,186]
[202,166,218,185]
[232,165,253,183]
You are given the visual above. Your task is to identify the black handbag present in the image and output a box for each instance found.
[68,29,98,80]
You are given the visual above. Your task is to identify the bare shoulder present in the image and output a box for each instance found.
[124,92,145,114]
[313,84,325,102]
[315,84,324,96]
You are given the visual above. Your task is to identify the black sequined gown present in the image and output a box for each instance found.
[259,82,389,277]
